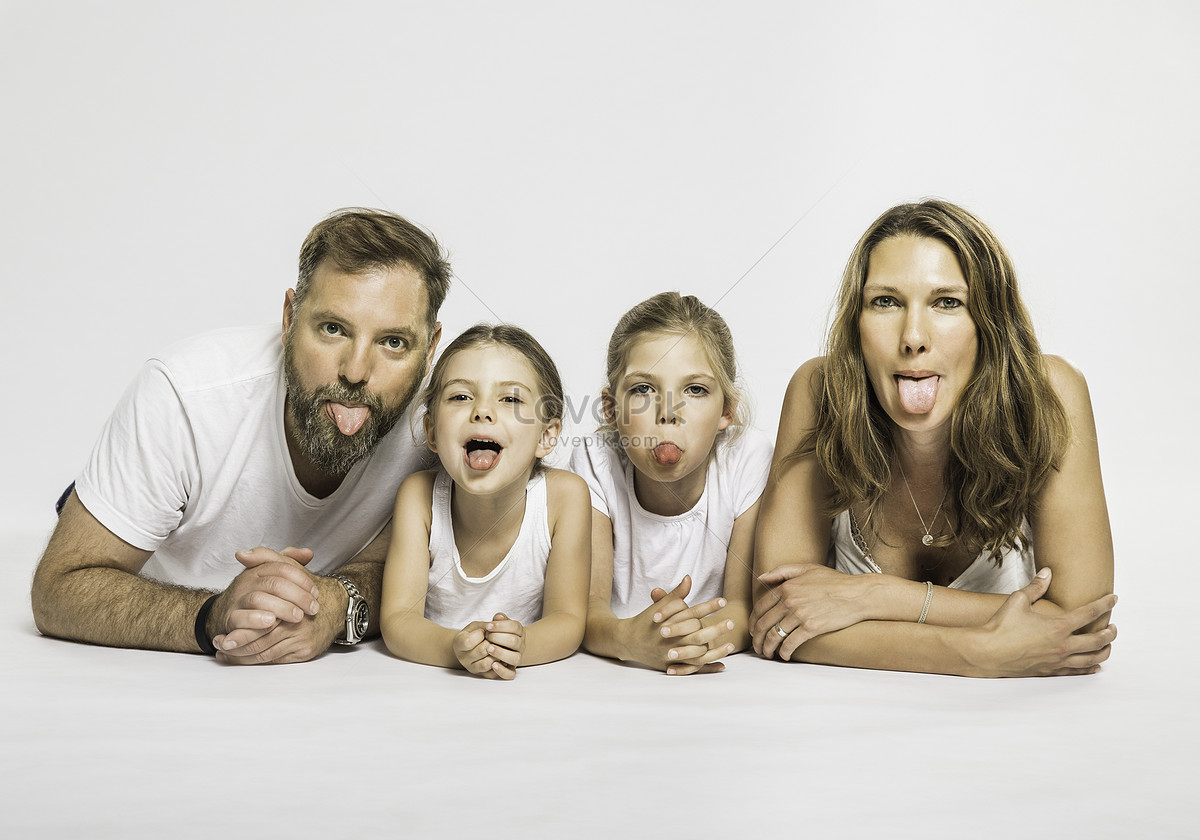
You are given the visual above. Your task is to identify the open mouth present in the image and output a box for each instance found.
[464,438,503,471]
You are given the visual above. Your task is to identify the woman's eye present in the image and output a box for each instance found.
[937,297,964,310]
[871,296,897,309]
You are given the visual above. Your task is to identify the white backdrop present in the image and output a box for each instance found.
[2,2,1197,837]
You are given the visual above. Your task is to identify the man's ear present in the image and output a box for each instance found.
[423,411,438,454]
[282,289,297,347]
[424,322,442,378]
[600,388,617,427]
[718,399,736,431]
[536,418,563,459]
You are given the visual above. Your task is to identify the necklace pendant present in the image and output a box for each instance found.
[922,534,934,547]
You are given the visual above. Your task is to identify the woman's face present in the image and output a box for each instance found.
[858,235,978,434]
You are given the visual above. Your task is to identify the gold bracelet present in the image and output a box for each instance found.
[918,580,933,624]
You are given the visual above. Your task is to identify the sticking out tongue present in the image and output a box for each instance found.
[897,376,939,414]
[328,402,369,435]
[653,442,682,465]
[466,441,502,470]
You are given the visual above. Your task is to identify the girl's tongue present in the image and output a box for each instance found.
[897,376,939,414]
[465,441,502,470]
[467,449,498,470]
[652,442,682,465]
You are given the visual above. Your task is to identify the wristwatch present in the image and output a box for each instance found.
[330,574,369,645]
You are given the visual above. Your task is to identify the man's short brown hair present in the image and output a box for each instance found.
[296,208,451,332]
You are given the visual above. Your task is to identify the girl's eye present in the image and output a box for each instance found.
[683,385,709,397]
[501,395,523,404]
[629,383,653,395]
[447,394,471,402]
[384,336,407,350]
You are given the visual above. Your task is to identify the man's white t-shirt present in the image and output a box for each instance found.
[570,429,773,619]
[75,326,432,589]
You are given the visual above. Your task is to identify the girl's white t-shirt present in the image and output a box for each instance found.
[570,429,773,619]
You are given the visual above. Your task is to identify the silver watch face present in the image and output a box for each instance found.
[350,600,369,639]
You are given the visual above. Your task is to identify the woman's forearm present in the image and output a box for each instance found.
[787,620,987,676]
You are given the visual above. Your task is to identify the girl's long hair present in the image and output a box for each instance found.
[796,200,1070,558]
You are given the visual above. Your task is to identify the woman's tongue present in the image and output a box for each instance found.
[896,376,939,414]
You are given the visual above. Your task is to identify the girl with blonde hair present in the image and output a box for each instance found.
[572,292,773,675]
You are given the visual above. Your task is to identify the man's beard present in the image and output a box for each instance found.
[283,338,418,477]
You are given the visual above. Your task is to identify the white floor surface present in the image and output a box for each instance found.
[4,528,1195,839]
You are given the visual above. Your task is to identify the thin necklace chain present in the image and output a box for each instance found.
[897,461,949,547]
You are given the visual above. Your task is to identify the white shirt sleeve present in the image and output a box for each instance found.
[568,434,615,519]
[75,359,200,552]
[728,429,774,517]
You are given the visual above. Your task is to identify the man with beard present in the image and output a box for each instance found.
[31,209,449,663]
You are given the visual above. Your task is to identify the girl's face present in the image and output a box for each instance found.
[424,344,560,496]
[859,235,978,435]
[605,331,733,485]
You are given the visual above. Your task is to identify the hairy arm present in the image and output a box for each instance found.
[32,491,205,652]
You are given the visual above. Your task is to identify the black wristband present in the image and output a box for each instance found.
[194,594,219,656]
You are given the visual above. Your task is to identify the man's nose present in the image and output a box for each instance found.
[340,341,372,385]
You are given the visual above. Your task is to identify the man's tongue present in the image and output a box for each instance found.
[467,447,500,470]
[328,402,369,435]
[897,376,939,414]
[653,442,682,465]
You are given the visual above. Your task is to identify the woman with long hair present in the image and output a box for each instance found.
[750,200,1116,676]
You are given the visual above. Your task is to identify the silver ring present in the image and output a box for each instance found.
[775,625,788,639]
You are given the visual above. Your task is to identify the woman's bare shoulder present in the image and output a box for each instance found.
[1042,354,1094,414]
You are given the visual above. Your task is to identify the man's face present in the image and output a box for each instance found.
[282,260,440,478]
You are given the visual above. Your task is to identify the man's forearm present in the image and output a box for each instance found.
[33,563,213,653]
[324,559,385,639]
[32,492,210,653]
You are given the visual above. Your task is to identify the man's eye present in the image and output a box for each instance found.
[384,336,407,350]
[321,323,342,335]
